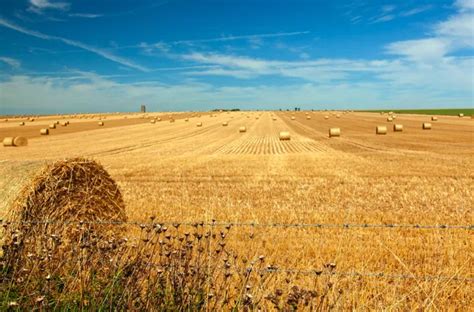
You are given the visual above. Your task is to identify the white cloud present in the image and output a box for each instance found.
[28,0,70,14]
[0,18,149,71]
[371,14,395,23]
[386,38,451,61]
[387,2,474,60]
[455,0,474,11]
[1,71,470,115]
[0,57,21,68]
[68,13,103,18]
[400,5,433,17]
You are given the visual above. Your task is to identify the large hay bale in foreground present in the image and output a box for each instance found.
[2,158,127,265]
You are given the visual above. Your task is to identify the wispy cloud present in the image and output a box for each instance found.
[27,0,70,14]
[400,5,433,17]
[0,57,21,68]
[371,14,395,23]
[0,18,149,71]
[68,13,103,18]
[173,31,311,45]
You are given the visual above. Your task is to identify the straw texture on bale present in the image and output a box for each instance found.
[329,128,341,137]
[239,126,247,133]
[376,126,387,135]
[40,128,49,135]
[393,124,403,132]
[2,158,127,268]
[3,137,15,147]
[422,123,432,130]
[13,137,28,146]
[279,131,291,141]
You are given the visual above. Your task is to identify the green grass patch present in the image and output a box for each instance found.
[360,108,473,116]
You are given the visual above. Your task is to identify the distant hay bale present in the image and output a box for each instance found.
[306,116,311,120]
[3,137,15,147]
[196,122,203,127]
[376,126,387,135]
[329,128,341,137]
[422,122,432,130]
[222,122,228,126]
[291,116,296,120]
[150,119,156,124]
[19,122,25,126]
[324,115,329,119]
[279,131,291,141]
[157,117,161,121]
[272,117,277,121]
[2,158,127,267]
[458,113,464,117]
[40,128,49,135]
[170,118,175,123]
[60,121,68,127]
[431,116,438,121]
[13,137,28,146]
[387,117,393,122]
[336,114,341,118]
[49,123,56,129]
[239,126,247,133]
[393,124,403,132]
[185,118,189,122]
[98,121,104,126]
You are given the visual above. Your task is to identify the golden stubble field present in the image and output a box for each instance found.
[1,111,473,309]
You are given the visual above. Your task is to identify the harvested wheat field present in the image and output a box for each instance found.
[0,111,473,310]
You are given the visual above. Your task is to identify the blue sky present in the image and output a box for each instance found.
[0,0,473,114]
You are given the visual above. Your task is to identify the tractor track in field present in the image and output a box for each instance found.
[87,123,224,157]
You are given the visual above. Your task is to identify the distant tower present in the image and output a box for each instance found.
[140,104,146,113]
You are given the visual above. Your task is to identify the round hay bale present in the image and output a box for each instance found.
[157,117,162,121]
[13,137,28,146]
[329,128,341,137]
[458,113,464,117]
[185,118,189,122]
[393,124,403,132]
[239,126,247,133]
[279,131,291,141]
[60,121,68,127]
[376,126,387,135]
[336,114,341,118]
[291,116,296,120]
[98,121,104,126]
[272,117,277,121]
[40,128,49,135]
[196,122,202,127]
[19,122,25,126]
[324,115,329,119]
[387,117,393,122]
[2,158,127,271]
[431,116,438,121]
[422,122,432,130]
[49,123,56,129]
[222,122,228,126]
[3,137,15,147]
[150,119,156,124]
[306,116,311,120]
